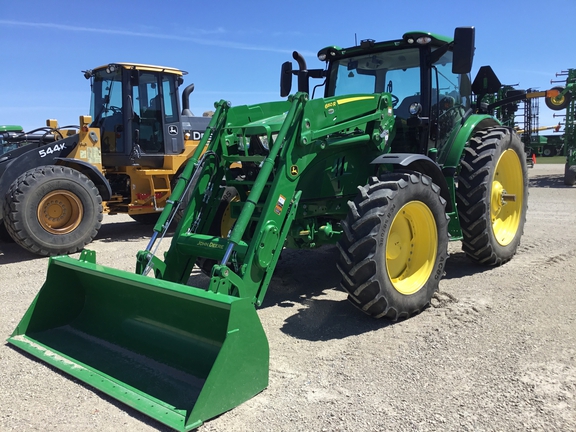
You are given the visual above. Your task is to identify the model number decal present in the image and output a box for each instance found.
[39,143,66,157]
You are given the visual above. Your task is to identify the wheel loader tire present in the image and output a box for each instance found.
[565,163,576,186]
[2,165,103,256]
[337,172,449,320]
[457,127,528,266]
[129,213,160,225]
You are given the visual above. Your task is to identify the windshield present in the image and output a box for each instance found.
[328,47,470,117]
[90,68,123,122]
[328,45,471,161]
[329,48,421,96]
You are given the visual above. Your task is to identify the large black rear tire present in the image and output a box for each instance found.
[457,127,528,265]
[337,172,449,320]
[3,165,103,256]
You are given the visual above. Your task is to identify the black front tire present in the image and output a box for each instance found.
[197,186,239,275]
[457,127,528,265]
[3,165,103,256]
[337,172,449,320]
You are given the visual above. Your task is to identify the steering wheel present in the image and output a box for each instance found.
[390,94,399,108]
[108,105,122,114]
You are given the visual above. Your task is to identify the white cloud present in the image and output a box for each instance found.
[0,20,315,56]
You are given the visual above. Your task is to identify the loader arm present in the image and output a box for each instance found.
[141,91,394,305]
[160,94,307,300]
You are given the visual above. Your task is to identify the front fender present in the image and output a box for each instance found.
[370,153,452,212]
[54,157,112,201]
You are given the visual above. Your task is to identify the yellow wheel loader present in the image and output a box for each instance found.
[0,63,210,255]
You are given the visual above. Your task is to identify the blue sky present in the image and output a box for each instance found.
[1,0,574,133]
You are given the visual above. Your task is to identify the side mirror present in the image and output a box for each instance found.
[280,61,293,97]
[452,27,475,74]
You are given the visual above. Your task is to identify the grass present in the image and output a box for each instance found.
[533,155,565,164]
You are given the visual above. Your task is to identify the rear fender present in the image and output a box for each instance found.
[441,114,500,168]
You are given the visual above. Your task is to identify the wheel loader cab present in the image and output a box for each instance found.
[88,63,185,168]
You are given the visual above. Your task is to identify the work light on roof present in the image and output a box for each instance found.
[318,48,338,62]
[416,36,432,44]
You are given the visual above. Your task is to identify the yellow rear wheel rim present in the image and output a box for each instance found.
[491,149,523,246]
[37,190,83,234]
[386,201,438,295]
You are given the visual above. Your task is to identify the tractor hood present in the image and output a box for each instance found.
[242,112,288,135]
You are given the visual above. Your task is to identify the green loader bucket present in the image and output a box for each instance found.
[8,255,269,431]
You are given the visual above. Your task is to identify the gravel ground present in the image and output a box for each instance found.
[1,163,575,431]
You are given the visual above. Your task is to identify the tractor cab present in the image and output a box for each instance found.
[86,63,187,168]
[282,28,475,165]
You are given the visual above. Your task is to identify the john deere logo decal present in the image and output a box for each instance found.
[290,165,299,176]
[168,125,178,135]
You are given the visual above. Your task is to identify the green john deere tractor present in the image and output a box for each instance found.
[10,27,535,430]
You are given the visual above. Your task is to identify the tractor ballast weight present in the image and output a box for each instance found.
[10,27,531,429]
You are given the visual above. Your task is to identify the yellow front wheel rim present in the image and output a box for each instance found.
[219,196,240,237]
[386,201,438,295]
[37,190,83,234]
[491,149,523,246]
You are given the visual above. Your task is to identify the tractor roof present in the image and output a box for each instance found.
[0,125,24,132]
[317,31,453,61]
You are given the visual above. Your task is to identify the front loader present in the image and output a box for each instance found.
[10,27,554,430]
